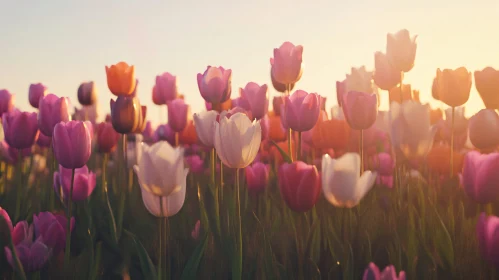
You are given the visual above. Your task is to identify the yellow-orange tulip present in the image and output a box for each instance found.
[434,67,472,107]
[426,145,464,176]
[105,62,136,96]
[430,108,443,125]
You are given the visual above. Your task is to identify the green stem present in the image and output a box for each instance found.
[297,131,302,162]
[64,168,75,271]
[450,106,455,178]
[102,154,118,244]
[232,168,243,280]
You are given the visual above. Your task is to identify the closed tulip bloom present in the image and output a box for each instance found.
[270,69,295,93]
[362,262,406,280]
[475,67,499,109]
[154,72,178,105]
[53,121,92,169]
[179,120,198,145]
[214,112,261,168]
[240,82,269,120]
[341,91,378,130]
[386,29,417,73]
[426,145,464,176]
[28,83,47,109]
[311,111,350,150]
[33,212,75,255]
[272,97,284,116]
[245,162,269,195]
[469,109,499,150]
[38,94,71,137]
[435,67,472,107]
[193,110,218,147]
[197,66,232,104]
[140,172,187,217]
[0,207,12,231]
[54,165,96,202]
[131,105,148,134]
[77,81,97,106]
[373,51,402,90]
[3,110,39,149]
[270,42,303,85]
[110,96,143,134]
[153,124,175,145]
[388,84,413,104]
[283,90,320,132]
[36,133,52,148]
[463,151,499,204]
[231,96,251,113]
[142,121,155,142]
[105,62,136,96]
[322,153,377,208]
[0,89,14,116]
[168,99,189,132]
[134,141,186,196]
[278,161,320,212]
[430,108,443,125]
[267,112,287,142]
[476,213,499,267]
[185,155,204,174]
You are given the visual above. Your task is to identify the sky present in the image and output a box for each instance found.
[0,0,498,126]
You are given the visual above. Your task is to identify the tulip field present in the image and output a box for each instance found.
[1,29,499,280]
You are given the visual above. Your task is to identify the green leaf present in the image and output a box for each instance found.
[181,234,209,280]
[132,236,158,280]
[269,140,293,163]
[429,201,455,271]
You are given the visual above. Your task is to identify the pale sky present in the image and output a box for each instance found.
[0,0,498,125]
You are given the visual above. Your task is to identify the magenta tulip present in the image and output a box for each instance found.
[341,91,378,130]
[154,72,178,105]
[54,165,96,202]
[369,152,394,176]
[0,89,14,116]
[3,110,39,149]
[231,96,251,112]
[362,262,406,280]
[0,207,12,231]
[167,98,189,132]
[283,90,320,132]
[28,83,47,109]
[463,151,499,204]
[240,82,269,120]
[36,132,52,148]
[185,155,204,174]
[33,212,74,255]
[153,124,175,146]
[38,94,71,137]
[477,212,499,267]
[245,162,269,195]
[270,42,303,85]
[278,161,321,212]
[197,66,232,104]
[53,121,92,169]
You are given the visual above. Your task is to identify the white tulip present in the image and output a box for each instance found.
[193,110,218,147]
[214,112,261,169]
[133,141,186,196]
[322,153,377,208]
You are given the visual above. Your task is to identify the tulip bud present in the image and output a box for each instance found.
[96,122,120,153]
[278,161,320,212]
[77,81,97,106]
[167,99,189,132]
[341,91,378,130]
[283,90,320,132]
[53,121,92,169]
[0,89,14,116]
[38,94,71,137]
[197,66,232,104]
[110,96,142,134]
[3,110,39,149]
[105,62,136,96]
[28,83,47,109]
[270,42,303,85]
[469,109,499,150]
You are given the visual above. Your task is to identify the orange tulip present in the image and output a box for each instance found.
[388,84,413,104]
[474,67,499,109]
[430,108,443,125]
[311,112,350,151]
[426,145,464,175]
[267,112,287,142]
[434,67,472,107]
[179,120,198,145]
[212,98,232,112]
[105,62,136,96]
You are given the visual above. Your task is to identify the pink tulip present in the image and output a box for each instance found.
[53,121,92,169]
[245,162,269,195]
[185,155,204,174]
[154,72,178,105]
[240,82,269,120]
[142,121,155,142]
[341,91,378,130]
[278,161,321,212]
[28,83,47,109]
[38,94,71,137]
[373,52,402,91]
[362,262,406,280]
[2,110,39,149]
[0,89,14,116]
[153,124,175,146]
[33,212,75,255]
[369,152,394,176]
[54,165,96,202]
[197,66,232,104]
[283,90,320,132]
[270,42,303,85]
[167,99,189,132]
[0,207,12,232]
[477,212,499,267]
[36,132,52,148]
[463,151,499,203]
[231,97,251,112]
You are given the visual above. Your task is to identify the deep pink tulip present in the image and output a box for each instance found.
[362,262,406,280]
[0,207,12,232]
[153,124,175,145]
[28,83,47,109]
[469,109,499,150]
[53,121,92,169]
[463,151,499,204]
[0,89,14,116]
[36,132,52,148]
[33,212,74,255]
[77,81,97,106]
[376,175,394,188]
[278,161,321,212]
[54,165,96,202]
[336,80,346,107]
[341,91,378,130]
[185,155,204,174]
[167,98,189,132]
[270,42,303,85]
[240,82,269,120]
[154,72,178,105]
[373,52,402,91]
[142,121,155,142]
[245,162,269,195]
[369,152,394,176]
[283,90,320,132]
[38,94,71,137]
[231,97,251,112]
[197,66,232,104]
[3,110,39,149]
[477,212,499,267]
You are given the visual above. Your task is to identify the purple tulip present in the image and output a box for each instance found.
[185,155,204,174]
[141,121,155,142]
[370,152,394,176]
[28,83,47,109]
[36,132,52,148]
[477,212,499,267]
[54,165,96,202]
[362,262,406,280]
[154,72,178,104]
[7,145,32,164]
[167,99,189,132]
[341,91,378,130]
[240,82,269,120]
[153,124,175,146]
[0,207,12,232]
[77,81,97,106]
[53,121,92,169]
[245,162,269,195]
[463,151,499,204]
[231,97,251,112]
[283,90,320,132]
[2,110,39,149]
[0,89,14,116]
[197,66,232,104]
[33,212,74,255]
[38,94,71,136]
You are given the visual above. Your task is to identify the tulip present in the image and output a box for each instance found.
[154,72,178,105]
[131,105,148,134]
[0,89,14,116]
[153,124,175,146]
[469,109,499,150]
[283,90,320,132]
[341,91,378,130]
[476,213,499,267]
[430,108,443,125]
[345,66,376,94]
[110,96,143,134]
[231,96,251,112]
[272,96,284,116]
[197,66,232,104]
[133,141,186,196]
[245,162,269,195]
[270,42,303,85]
[369,152,394,176]
[185,155,204,174]
[54,165,96,202]
[77,81,97,106]
[36,132,52,148]
[142,121,155,142]
[386,29,417,73]
[214,112,261,169]
[33,212,75,255]
[310,111,350,150]
[373,51,402,90]
[278,161,320,212]
[388,84,413,104]
[140,176,187,217]
[362,262,406,280]
[474,67,499,109]
[38,94,71,137]
[0,207,12,231]
[94,122,119,154]
[105,62,136,96]
[432,77,441,101]
[168,99,189,133]
[266,112,287,142]
[462,151,499,204]
[28,83,47,108]
[240,82,269,120]
[434,67,472,107]
[336,80,347,107]
[179,120,198,145]
[271,69,295,93]
[3,110,39,149]
[426,145,464,176]
[53,121,92,169]
[193,110,218,147]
